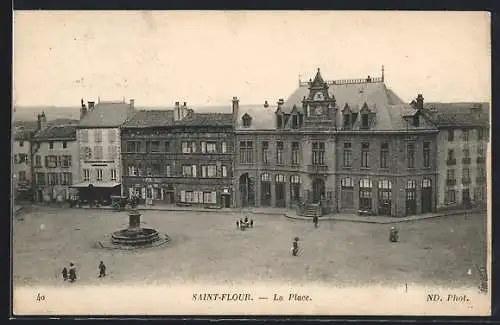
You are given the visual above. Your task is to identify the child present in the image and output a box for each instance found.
[99,261,106,278]
[62,267,68,281]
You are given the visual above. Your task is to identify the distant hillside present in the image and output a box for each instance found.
[13,104,266,122]
[13,106,80,121]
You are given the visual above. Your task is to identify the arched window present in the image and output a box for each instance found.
[275,174,285,183]
[422,178,432,188]
[359,178,372,188]
[378,180,392,189]
[261,173,271,182]
[406,180,416,189]
[290,175,301,205]
[341,177,354,188]
[290,175,301,184]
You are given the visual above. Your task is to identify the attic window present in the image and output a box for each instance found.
[276,114,283,128]
[361,114,369,129]
[412,115,420,127]
[298,113,304,127]
[242,114,252,128]
[291,115,298,129]
[343,114,351,129]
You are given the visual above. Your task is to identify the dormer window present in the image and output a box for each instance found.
[412,115,420,127]
[242,113,252,128]
[343,114,351,129]
[276,114,283,128]
[361,114,369,129]
[291,115,298,129]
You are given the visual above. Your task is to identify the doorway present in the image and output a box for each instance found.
[312,178,325,203]
[221,194,231,208]
[239,173,255,207]
[421,178,432,213]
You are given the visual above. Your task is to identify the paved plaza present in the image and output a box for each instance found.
[13,207,486,288]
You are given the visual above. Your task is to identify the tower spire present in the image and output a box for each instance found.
[381,65,385,82]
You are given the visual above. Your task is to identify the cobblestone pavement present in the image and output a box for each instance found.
[13,207,487,288]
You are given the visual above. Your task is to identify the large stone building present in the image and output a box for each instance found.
[73,99,136,203]
[422,102,489,210]
[233,69,439,217]
[32,120,79,202]
[121,102,234,207]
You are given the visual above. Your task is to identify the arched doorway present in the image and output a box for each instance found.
[275,174,286,208]
[239,173,255,207]
[260,173,271,207]
[378,179,392,216]
[312,178,325,203]
[405,180,417,215]
[421,178,432,213]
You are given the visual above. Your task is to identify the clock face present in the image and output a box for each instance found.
[314,92,324,101]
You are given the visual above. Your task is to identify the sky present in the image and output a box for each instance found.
[13,11,491,108]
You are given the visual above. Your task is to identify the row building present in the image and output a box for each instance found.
[233,68,440,217]
[120,102,234,207]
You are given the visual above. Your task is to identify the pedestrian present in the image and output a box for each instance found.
[68,263,77,282]
[313,215,319,228]
[389,226,399,243]
[236,220,239,228]
[98,261,106,278]
[291,237,300,257]
[244,216,249,224]
[61,267,68,281]
[250,219,254,228]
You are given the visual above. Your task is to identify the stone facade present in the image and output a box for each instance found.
[234,69,440,217]
[121,105,234,207]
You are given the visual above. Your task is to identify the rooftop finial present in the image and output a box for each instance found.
[381,65,385,82]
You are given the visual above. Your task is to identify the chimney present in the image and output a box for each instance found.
[416,94,424,110]
[232,97,239,127]
[36,114,41,131]
[87,101,95,110]
[264,100,269,108]
[80,99,88,119]
[174,101,181,121]
[277,98,284,110]
[182,102,188,118]
[129,99,135,109]
[40,111,48,130]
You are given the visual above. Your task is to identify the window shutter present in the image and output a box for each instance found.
[192,165,197,177]
[180,190,186,202]
[160,188,164,200]
[211,191,217,204]
[201,142,206,153]
[128,188,134,198]
[141,187,146,199]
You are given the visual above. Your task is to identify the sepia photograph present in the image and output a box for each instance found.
[12,11,491,316]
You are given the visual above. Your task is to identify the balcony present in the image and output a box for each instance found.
[446,179,457,186]
[446,159,456,166]
[308,164,328,174]
[476,156,485,164]
[462,178,471,185]
[462,158,471,165]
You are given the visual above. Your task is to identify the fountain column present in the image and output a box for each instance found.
[129,209,141,229]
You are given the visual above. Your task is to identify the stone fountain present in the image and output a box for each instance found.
[97,207,170,250]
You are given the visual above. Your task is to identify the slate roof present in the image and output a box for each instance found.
[33,125,77,140]
[122,110,175,128]
[173,113,233,127]
[78,102,134,128]
[423,102,490,128]
[236,80,424,131]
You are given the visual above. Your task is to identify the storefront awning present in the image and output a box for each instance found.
[71,182,121,188]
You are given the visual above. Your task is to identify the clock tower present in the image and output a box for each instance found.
[302,68,337,125]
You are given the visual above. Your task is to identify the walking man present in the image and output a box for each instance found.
[68,263,77,283]
[291,237,300,257]
[99,261,106,278]
[313,215,319,228]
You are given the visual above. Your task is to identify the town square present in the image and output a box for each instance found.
[13,206,486,288]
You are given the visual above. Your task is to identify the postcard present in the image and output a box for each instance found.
[12,10,491,316]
